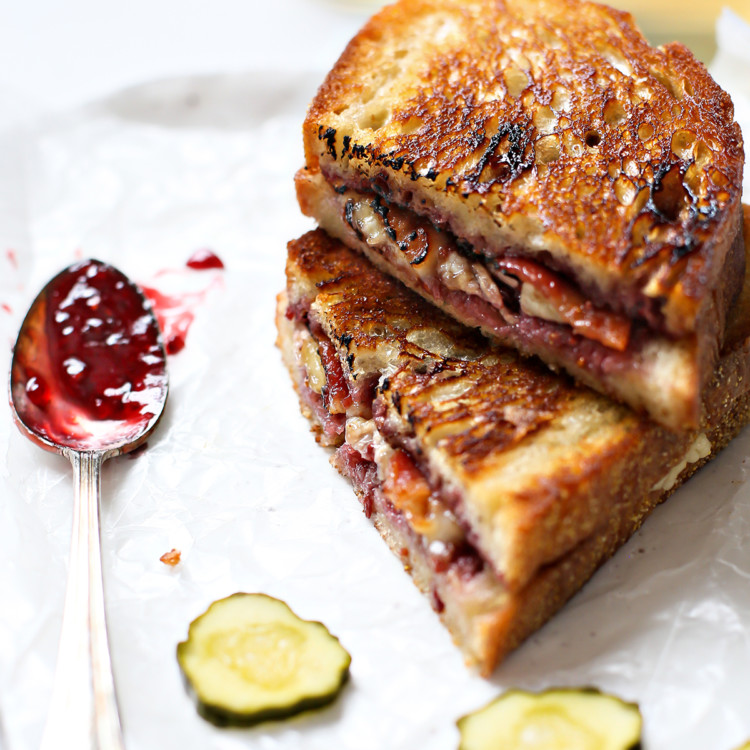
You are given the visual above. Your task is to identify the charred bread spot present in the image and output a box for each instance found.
[382,154,406,171]
[410,243,429,265]
[319,126,338,160]
[670,237,697,264]
[370,195,390,219]
[460,123,535,192]
[585,130,602,148]
[315,274,348,289]
[650,162,691,223]
[622,159,715,270]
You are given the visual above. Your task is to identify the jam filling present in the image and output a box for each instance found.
[341,190,636,352]
[334,443,484,582]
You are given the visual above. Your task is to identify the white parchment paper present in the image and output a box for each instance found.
[1,12,750,750]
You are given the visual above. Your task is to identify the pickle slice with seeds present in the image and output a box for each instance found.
[177,593,351,726]
[457,687,642,750]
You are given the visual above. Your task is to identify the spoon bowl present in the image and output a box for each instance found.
[11,258,168,455]
[9,258,169,750]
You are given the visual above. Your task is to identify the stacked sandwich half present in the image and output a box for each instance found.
[276,0,749,674]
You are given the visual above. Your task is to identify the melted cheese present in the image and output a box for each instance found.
[438,251,481,296]
[652,433,711,492]
[350,201,390,247]
[520,282,566,324]
[345,416,376,458]
[296,329,326,394]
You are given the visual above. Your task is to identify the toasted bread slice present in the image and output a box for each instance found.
[299,0,745,430]
[276,217,750,673]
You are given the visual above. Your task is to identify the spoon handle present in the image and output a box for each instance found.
[40,451,125,750]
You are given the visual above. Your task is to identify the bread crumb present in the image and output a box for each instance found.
[160,549,181,566]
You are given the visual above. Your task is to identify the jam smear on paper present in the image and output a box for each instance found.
[141,251,225,355]
[140,286,193,355]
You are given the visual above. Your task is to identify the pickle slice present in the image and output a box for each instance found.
[177,593,351,726]
[457,687,642,750]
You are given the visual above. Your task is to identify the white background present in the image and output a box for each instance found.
[0,0,372,113]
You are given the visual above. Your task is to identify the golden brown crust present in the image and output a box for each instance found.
[303,0,744,338]
[724,205,750,349]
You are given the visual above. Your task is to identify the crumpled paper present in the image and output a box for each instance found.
[1,12,750,750]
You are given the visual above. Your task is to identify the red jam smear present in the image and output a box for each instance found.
[12,259,168,451]
[141,252,225,355]
[186,248,224,270]
[140,286,193,355]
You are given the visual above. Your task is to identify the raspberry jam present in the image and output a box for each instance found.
[140,250,225,355]
[10,259,168,452]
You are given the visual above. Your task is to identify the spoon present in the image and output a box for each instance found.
[9,258,169,750]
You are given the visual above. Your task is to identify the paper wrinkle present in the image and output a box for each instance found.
[0,24,749,750]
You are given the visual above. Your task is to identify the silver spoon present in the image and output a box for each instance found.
[9,258,169,750]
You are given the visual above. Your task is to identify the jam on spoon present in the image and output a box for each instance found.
[9,258,169,750]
